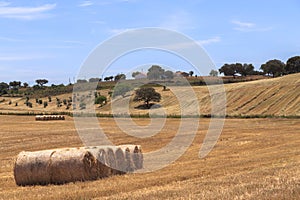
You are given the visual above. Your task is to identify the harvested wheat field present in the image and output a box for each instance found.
[0,115,299,199]
[96,73,300,117]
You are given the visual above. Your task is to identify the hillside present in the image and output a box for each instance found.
[0,73,299,117]
[101,73,300,117]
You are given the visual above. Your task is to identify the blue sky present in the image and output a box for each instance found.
[0,0,299,85]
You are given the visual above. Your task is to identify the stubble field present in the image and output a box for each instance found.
[0,115,299,199]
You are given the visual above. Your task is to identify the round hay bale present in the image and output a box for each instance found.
[49,148,98,184]
[83,147,111,178]
[119,145,143,170]
[106,147,118,175]
[14,148,98,186]
[124,147,135,172]
[115,147,126,174]
[14,150,54,186]
[133,145,143,170]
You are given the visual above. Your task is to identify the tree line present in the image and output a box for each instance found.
[1,55,299,96]
[218,56,300,78]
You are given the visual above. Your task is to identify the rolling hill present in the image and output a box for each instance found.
[0,73,299,117]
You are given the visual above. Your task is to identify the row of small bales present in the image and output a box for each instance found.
[14,145,143,186]
[35,115,65,121]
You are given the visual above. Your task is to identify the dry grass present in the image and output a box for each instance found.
[92,73,300,117]
[1,74,299,117]
[0,115,299,199]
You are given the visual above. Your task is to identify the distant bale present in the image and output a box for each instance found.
[35,115,65,121]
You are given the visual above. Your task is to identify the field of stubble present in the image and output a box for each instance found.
[0,115,299,199]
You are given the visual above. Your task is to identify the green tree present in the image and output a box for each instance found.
[164,70,174,79]
[133,87,161,109]
[209,69,219,77]
[23,82,29,88]
[147,65,165,80]
[261,59,285,77]
[219,64,236,77]
[132,71,141,78]
[95,95,107,106]
[114,73,126,81]
[88,78,100,83]
[9,81,21,90]
[236,63,255,76]
[35,79,48,86]
[286,56,300,74]
[76,79,87,83]
[0,82,9,95]
[189,71,194,77]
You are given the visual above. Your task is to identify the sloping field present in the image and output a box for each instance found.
[0,115,299,199]
[0,73,299,117]
[101,73,300,117]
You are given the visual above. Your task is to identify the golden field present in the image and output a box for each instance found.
[0,115,299,199]
[0,73,299,117]
[0,74,299,199]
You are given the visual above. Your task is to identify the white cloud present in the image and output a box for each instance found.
[198,36,221,45]
[158,36,221,51]
[108,28,133,35]
[231,20,272,32]
[78,1,93,7]
[0,3,56,20]
[232,20,255,29]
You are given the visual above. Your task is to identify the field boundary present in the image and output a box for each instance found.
[0,111,299,119]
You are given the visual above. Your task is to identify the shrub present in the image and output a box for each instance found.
[95,95,107,106]
[79,102,86,110]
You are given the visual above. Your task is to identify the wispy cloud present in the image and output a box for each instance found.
[108,28,133,35]
[78,1,93,7]
[231,20,272,32]
[198,36,221,45]
[232,20,255,29]
[0,3,56,20]
[158,36,221,51]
